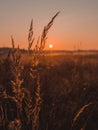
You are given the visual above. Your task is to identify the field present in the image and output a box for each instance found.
[0,11,98,130]
[0,51,98,130]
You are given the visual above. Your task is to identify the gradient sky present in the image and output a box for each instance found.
[0,0,98,50]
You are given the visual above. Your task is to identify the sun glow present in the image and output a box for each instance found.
[49,44,53,49]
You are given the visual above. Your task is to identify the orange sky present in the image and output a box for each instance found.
[0,0,98,50]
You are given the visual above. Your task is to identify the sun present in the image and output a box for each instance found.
[49,43,53,49]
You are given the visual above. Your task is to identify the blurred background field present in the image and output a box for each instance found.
[0,50,98,130]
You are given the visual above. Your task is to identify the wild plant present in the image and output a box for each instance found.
[0,12,60,130]
[27,11,60,130]
[10,37,24,118]
[72,102,98,130]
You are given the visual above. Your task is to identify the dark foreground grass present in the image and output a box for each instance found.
[0,53,98,130]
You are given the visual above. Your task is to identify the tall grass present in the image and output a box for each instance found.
[0,12,59,130]
[1,11,98,130]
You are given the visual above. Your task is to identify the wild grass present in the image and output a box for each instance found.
[0,12,59,130]
[0,11,98,130]
[1,50,98,130]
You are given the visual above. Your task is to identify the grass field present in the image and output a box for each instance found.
[0,10,98,130]
[0,51,98,130]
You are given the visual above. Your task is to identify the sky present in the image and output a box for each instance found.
[0,0,98,50]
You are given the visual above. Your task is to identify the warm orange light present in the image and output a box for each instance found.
[49,44,53,49]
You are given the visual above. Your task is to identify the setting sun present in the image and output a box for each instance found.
[49,44,53,49]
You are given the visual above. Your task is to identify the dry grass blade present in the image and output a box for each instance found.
[16,44,21,63]
[40,11,60,50]
[11,36,16,61]
[11,36,15,49]
[28,19,34,53]
[31,73,41,130]
[36,36,40,50]
[73,102,93,124]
